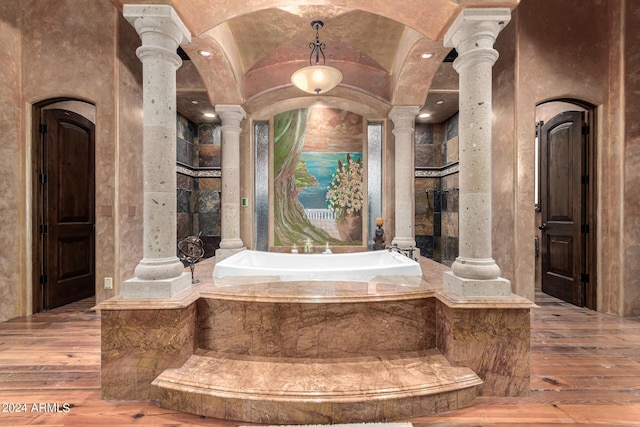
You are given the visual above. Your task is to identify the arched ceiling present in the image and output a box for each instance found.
[116,0,520,123]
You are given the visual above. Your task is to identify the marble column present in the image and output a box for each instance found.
[389,106,420,252]
[215,105,247,261]
[122,5,191,298]
[442,8,512,297]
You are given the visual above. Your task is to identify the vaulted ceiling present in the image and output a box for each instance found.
[114,0,520,124]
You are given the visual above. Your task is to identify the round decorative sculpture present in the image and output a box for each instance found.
[178,235,205,283]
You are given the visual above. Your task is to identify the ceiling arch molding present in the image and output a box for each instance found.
[157,0,460,40]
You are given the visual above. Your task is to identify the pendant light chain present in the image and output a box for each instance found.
[309,20,326,66]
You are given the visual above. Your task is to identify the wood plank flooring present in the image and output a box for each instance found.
[0,292,639,426]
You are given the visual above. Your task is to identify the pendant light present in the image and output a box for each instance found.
[291,20,343,95]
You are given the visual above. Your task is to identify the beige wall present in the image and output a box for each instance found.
[0,0,143,321]
[622,0,640,315]
[0,1,24,322]
[493,0,639,315]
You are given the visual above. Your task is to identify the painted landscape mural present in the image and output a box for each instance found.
[273,108,364,247]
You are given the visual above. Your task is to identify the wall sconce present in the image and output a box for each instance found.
[291,20,343,94]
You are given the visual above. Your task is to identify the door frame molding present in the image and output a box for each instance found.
[536,98,597,310]
[31,98,96,313]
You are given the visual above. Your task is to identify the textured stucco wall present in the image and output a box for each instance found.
[0,0,144,321]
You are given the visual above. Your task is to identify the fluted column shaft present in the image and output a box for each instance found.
[215,105,246,260]
[123,5,191,298]
[389,106,420,250]
[443,8,512,296]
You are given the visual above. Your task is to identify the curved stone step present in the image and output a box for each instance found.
[152,349,482,424]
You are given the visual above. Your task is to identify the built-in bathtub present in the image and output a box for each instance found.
[213,249,423,284]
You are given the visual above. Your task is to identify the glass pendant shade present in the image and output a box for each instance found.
[291,20,342,95]
[291,64,343,94]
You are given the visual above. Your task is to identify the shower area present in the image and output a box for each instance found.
[414,115,460,265]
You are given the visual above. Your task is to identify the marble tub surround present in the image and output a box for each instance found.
[196,297,436,358]
[123,4,192,298]
[98,256,533,421]
[152,350,481,424]
[200,279,439,303]
[101,302,197,400]
[442,9,512,297]
[436,289,535,397]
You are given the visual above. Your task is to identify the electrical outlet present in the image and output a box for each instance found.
[104,277,113,290]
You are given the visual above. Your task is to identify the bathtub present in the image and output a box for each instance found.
[213,250,422,283]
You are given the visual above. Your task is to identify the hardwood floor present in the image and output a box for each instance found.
[0,292,639,426]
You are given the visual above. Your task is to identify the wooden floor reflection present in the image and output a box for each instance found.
[0,291,639,426]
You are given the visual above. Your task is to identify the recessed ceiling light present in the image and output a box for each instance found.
[421,53,433,59]
[436,100,444,105]
[191,100,199,104]
[419,113,431,118]
[198,50,212,57]
[204,112,216,118]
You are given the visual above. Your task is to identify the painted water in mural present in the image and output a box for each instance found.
[298,152,363,208]
[273,108,363,247]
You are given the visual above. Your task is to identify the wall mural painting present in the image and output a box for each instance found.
[273,108,364,248]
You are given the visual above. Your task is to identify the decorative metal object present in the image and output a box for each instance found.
[291,20,343,94]
[178,234,204,284]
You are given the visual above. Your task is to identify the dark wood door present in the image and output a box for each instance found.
[41,109,95,310]
[539,111,586,306]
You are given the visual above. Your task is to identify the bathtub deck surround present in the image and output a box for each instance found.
[122,4,192,299]
[442,8,512,297]
[98,257,535,423]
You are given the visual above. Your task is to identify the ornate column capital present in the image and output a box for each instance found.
[216,105,247,134]
[389,106,420,136]
[444,8,510,71]
[124,4,191,67]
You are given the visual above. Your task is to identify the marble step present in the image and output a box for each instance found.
[151,349,482,424]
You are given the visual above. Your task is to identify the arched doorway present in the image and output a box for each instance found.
[32,99,96,312]
[535,100,597,309]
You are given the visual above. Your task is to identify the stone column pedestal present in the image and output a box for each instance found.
[215,105,247,261]
[443,8,512,297]
[389,106,420,252]
[122,5,191,298]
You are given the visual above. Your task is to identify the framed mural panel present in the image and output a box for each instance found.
[273,107,364,249]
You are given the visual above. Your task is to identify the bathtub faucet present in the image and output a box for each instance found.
[388,243,416,259]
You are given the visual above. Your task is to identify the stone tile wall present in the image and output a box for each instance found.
[176,115,221,257]
[415,114,459,265]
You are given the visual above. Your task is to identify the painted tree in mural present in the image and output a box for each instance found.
[273,109,341,246]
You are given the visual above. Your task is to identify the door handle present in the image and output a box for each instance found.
[539,223,547,231]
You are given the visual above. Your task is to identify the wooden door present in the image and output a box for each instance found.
[40,109,95,310]
[539,111,586,306]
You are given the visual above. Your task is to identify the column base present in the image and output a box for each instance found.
[122,272,191,299]
[390,237,417,259]
[443,270,512,297]
[215,246,246,262]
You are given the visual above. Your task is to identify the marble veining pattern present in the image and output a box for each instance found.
[197,298,436,358]
[154,350,480,400]
[436,299,531,396]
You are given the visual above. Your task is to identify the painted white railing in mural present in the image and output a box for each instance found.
[305,209,337,221]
